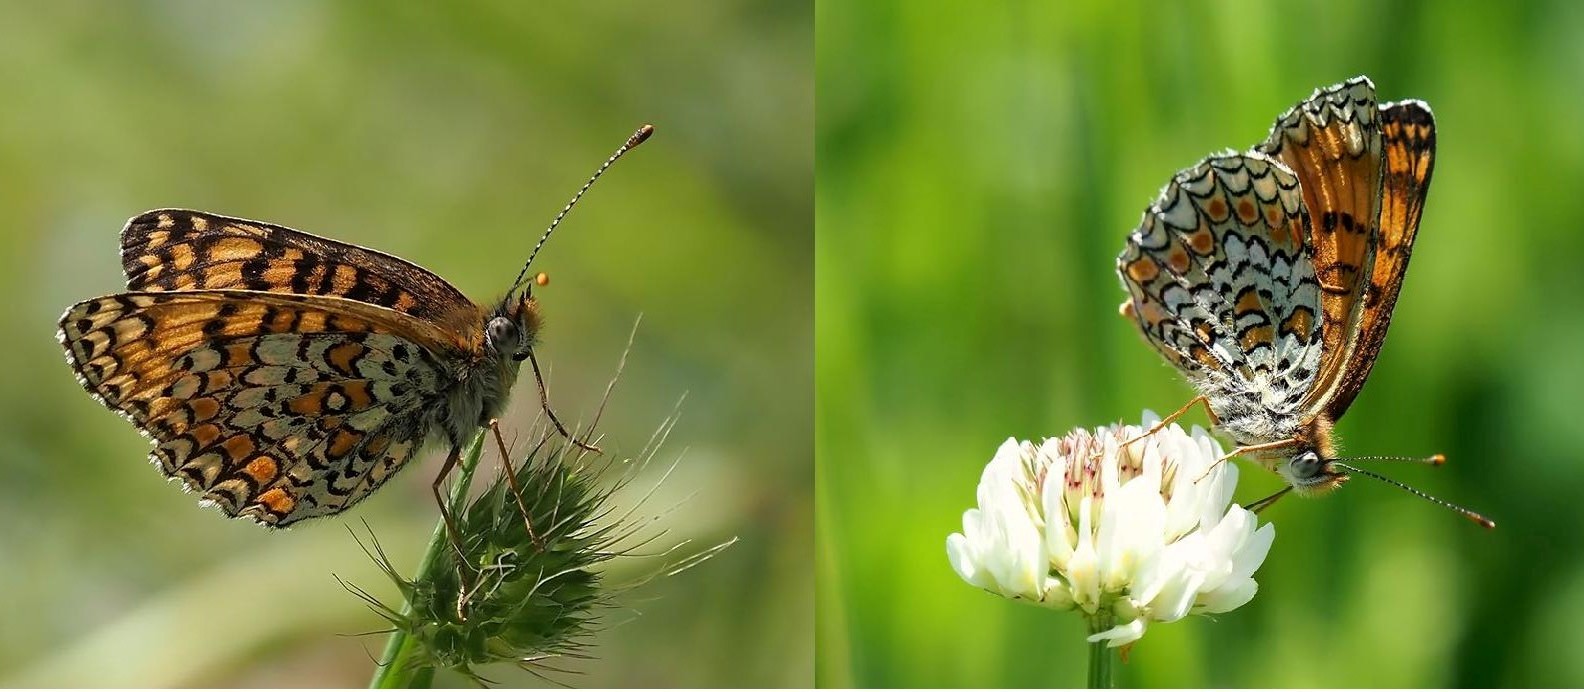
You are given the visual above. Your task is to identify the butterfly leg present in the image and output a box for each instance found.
[1195,437,1299,482]
[489,418,546,551]
[432,445,479,617]
[1121,394,1213,448]
[1244,486,1293,515]
[525,348,602,454]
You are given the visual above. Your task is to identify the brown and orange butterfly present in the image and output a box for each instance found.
[58,125,652,532]
[1117,77,1490,525]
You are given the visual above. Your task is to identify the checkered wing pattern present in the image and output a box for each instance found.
[1118,152,1323,433]
[1256,77,1387,417]
[59,290,465,526]
[120,209,481,336]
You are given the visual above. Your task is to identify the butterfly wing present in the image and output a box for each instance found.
[1118,152,1322,444]
[1319,100,1435,419]
[1255,77,1386,417]
[120,209,480,329]
[58,290,482,526]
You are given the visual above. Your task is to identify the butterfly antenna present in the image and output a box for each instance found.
[1328,462,1495,528]
[510,123,655,295]
[1334,453,1446,466]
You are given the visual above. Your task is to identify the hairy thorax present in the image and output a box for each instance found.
[429,354,523,450]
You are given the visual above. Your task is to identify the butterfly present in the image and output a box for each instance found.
[1116,77,1490,525]
[57,124,652,534]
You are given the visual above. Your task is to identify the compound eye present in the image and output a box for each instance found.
[486,316,518,350]
[1292,450,1323,477]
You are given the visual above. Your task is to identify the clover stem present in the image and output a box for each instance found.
[1086,612,1116,689]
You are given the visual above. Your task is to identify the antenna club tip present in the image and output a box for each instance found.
[1474,516,1497,530]
[629,124,655,148]
[1430,453,1446,466]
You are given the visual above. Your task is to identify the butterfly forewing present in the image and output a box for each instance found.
[59,290,467,525]
[1119,152,1323,441]
[121,210,481,334]
[1321,100,1436,419]
[1255,77,1387,417]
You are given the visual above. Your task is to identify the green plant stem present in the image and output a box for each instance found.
[1086,614,1115,689]
[368,434,486,689]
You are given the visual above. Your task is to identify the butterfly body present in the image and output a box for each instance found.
[1118,77,1435,498]
[60,210,546,526]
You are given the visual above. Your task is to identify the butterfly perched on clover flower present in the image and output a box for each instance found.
[57,125,652,531]
[1117,77,1490,525]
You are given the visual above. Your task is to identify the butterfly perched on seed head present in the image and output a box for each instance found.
[58,124,653,528]
[1117,77,1490,525]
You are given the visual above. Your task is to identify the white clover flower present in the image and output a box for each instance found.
[947,411,1275,647]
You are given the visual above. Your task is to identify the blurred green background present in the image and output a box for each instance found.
[818,1,1584,687]
[0,1,809,687]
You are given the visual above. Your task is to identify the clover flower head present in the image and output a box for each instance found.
[947,411,1275,646]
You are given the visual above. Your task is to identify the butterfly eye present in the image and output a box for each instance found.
[486,316,518,351]
[1291,450,1324,477]
[512,352,529,362]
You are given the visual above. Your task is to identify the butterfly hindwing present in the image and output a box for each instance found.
[120,209,479,331]
[1119,152,1323,436]
[58,290,472,526]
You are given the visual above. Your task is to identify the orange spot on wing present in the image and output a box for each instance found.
[1236,197,1258,224]
[1264,205,1284,230]
[222,434,255,460]
[1239,325,1275,353]
[245,456,278,484]
[333,264,359,292]
[342,381,373,410]
[211,237,262,261]
[190,423,222,448]
[327,342,364,375]
[1189,344,1218,368]
[329,430,360,457]
[226,342,253,365]
[1125,257,1159,282]
[1207,197,1228,221]
[1167,248,1190,273]
[1186,226,1215,255]
[170,244,196,271]
[287,389,325,415]
[190,397,220,422]
[1235,289,1263,316]
[296,312,327,333]
[256,487,295,514]
[1281,307,1315,341]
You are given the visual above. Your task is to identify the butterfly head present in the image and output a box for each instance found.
[1278,448,1350,495]
[488,291,543,364]
[1266,418,1346,494]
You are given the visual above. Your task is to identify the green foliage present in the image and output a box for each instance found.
[818,0,1584,687]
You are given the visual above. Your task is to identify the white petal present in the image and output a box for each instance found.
[1151,570,1206,623]
[1043,449,1076,569]
[1228,513,1276,581]
[1087,617,1148,647]
[947,531,989,588]
[1198,577,1258,614]
[1098,476,1166,592]
[1069,495,1100,609]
